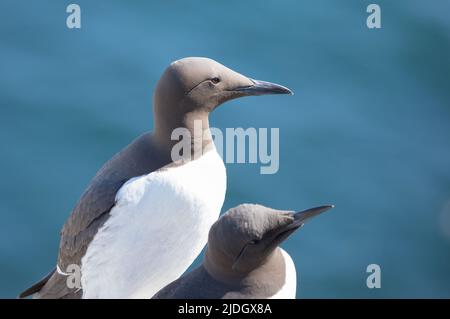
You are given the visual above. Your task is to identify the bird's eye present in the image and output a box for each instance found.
[211,77,221,84]
[248,239,260,245]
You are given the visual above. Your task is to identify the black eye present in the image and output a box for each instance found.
[248,239,260,245]
[211,77,221,84]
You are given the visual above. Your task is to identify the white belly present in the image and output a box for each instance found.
[268,249,297,299]
[81,150,226,298]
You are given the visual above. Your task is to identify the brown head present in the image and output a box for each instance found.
[203,204,334,284]
[152,57,292,154]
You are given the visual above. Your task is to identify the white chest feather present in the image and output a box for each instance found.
[268,249,297,299]
[81,150,226,299]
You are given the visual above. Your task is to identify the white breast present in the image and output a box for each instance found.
[268,248,297,299]
[81,149,226,299]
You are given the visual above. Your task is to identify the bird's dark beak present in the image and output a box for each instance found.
[292,205,334,227]
[234,78,293,96]
[270,205,334,245]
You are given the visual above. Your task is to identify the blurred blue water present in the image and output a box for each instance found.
[1,0,449,298]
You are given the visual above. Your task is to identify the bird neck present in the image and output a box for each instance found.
[153,109,215,161]
[203,247,285,287]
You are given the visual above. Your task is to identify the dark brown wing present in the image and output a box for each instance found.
[18,268,56,298]
[19,132,170,299]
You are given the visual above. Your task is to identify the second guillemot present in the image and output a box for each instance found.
[153,204,334,299]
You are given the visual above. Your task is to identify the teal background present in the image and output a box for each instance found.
[1,0,450,298]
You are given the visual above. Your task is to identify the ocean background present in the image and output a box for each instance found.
[1,0,449,298]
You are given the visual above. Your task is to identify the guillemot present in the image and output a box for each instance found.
[19,57,292,299]
[153,204,333,299]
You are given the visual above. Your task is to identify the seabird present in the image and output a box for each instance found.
[153,203,334,299]
[19,57,292,299]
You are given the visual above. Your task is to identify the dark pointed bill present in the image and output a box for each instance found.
[269,205,334,246]
[293,205,334,226]
[234,79,293,95]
